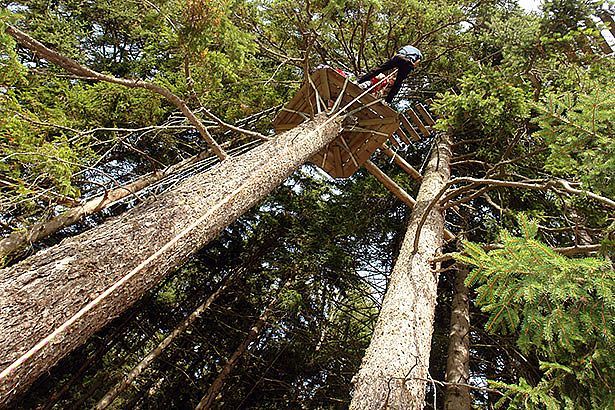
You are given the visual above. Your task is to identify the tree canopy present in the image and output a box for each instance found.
[1,0,613,408]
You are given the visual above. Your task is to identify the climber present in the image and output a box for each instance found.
[358,45,423,105]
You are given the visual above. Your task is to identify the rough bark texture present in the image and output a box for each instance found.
[0,173,162,260]
[350,134,452,410]
[0,114,342,406]
[444,267,471,410]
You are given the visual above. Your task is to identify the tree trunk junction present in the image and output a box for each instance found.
[350,134,452,410]
[0,114,342,406]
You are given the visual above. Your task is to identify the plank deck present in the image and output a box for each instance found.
[274,67,401,178]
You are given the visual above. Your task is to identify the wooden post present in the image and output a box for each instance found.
[364,160,417,207]
[380,145,423,181]
[599,11,615,38]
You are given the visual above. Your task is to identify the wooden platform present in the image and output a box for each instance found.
[272,67,436,178]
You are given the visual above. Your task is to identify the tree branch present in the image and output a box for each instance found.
[6,25,228,160]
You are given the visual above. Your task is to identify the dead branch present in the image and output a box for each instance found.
[414,175,614,254]
[195,284,284,409]
[410,377,503,396]
[6,25,227,160]
[441,177,615,210]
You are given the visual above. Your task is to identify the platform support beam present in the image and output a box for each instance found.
[364,160,417,208]
[380,145,423,181]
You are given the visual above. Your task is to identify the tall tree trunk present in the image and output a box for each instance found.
[0,142,231,261]
[0,114,342,407]
[95,273,235,409]
[444,266,471,410]
[350,134,452,410]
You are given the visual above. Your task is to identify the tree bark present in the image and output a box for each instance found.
[444,267,471,410]
[0,114,342,407]
[350,133,452,410]
[0,172,162,261]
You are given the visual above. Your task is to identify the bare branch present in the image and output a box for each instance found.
[6,25,228,160]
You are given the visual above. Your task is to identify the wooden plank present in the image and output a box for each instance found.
[288,82,313,113]
[323,150,336,175]
[338,138,358,168]
[274,86,308,126]
[284,72,323,123]
[301,74,324,115]
[274,124,298,132]
[396,129,411,144]
[406,108,431,137]
[599,11,615,38]
[311,73,327,112]
[356,146,374,165]
[388,135,401,148]
[320,145,329,169]
[380,145,422,181]
[425,98,434,105]
[415,104,436,125]
[332,144,344,177]
[345,131,366,152]
[345,133,366,152]
[358,117,398,127]
[400,114,421,141]
[341,81,394,117]
[358,92,397,117]
[326,69,346,101]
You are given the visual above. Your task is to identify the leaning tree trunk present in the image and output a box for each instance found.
[350,133,452,410]
[0,142,228,261]
[444,266,471,410]
[0,114,342,407]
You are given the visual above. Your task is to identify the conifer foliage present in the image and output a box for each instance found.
[458,215,614,408]
[1,0,614,408]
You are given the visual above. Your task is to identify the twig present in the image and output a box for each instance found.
[410,377,503,395]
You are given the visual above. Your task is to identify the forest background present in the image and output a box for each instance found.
[0,0,614,408]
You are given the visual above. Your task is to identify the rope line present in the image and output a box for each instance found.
[0,112,342,384]
[0,70,399,384]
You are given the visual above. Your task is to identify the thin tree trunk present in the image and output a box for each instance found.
[444,267,471,410]
[350,133,452,410]
[0,114,342,407]
[195,289,280,409]
[0,143,228,260]
[95,273,236,409]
